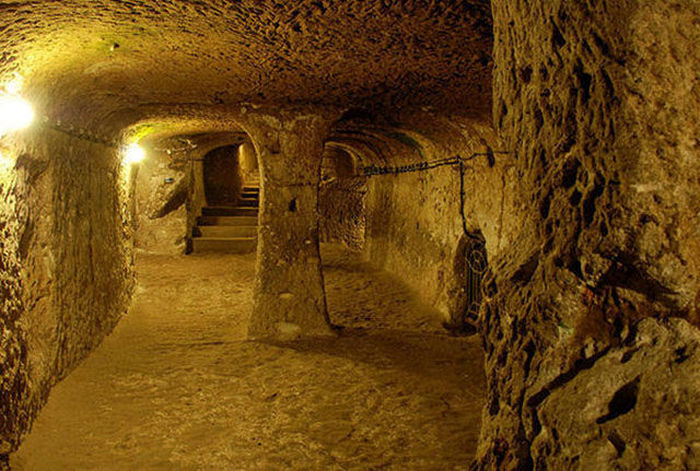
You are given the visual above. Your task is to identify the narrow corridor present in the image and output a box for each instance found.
[12,245,485,470]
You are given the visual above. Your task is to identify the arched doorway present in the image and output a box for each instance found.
[191,144,259,254]
[237,141,259,186]
[203,145,242,206]
[319,146,366,250]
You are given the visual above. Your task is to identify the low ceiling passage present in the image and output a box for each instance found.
[0,0,493,134]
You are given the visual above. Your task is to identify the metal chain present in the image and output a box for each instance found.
[344,149,515,333]
[357,150,512,177]
[42,121,120,148]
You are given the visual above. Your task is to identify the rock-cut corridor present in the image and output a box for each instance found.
[11,246,485,470]
[2,2,700,470]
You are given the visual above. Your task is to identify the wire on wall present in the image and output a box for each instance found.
[343,149,514,333]
[40,121,201,160]
[356,150,512,177]
[42,120,120,149]
[346,149,514,250]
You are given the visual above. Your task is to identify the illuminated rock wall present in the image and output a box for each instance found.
[474,2,700,468]
[0,129,134,458]
[361,115,511,330]
[133,148,189,255]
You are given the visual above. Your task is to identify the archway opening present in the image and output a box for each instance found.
[319,145,366,252]
[237,141,259,188]
[191,143,259,254]
[203,145,243,207]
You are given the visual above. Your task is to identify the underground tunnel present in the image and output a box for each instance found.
[1,1,699,470]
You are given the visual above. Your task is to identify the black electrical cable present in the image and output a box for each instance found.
[42,121,120,148]
[348,150,514,243]
[357,151,511,177]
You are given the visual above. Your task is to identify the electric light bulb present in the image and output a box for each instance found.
[0,95,34,135]
[124,143,145,164]
[5,76,23,95]
[0,151,15,170]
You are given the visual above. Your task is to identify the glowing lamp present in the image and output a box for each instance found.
[0,95,34,135]
[124,143,145,164]
[0,151,15,170]
[5,78,22,95]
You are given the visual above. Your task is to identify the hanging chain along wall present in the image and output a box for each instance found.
[347,149,514,244]
[40,121,198,160]
[42,120,120,149]
[357,150,513,177]
[343,148,514,331]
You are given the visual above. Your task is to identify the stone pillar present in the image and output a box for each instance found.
[238,109,337,339]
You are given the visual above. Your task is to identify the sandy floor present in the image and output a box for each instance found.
[11,245,485,470]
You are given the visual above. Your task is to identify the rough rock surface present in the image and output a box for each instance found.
[319,147,366,250]
[532,318,700,470]
[11,245,486,470]
[239,109,337,339]
[349,113,510,329]
[0,129,133,457]
[319,176,366,250]
[0,1,492,132]
[238,142,260,184]
[133,148,189,254]
[0,137,31,457]
[473,1,700,468]
[1,0,699,468]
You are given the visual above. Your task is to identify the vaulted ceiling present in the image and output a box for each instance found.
[0,0,493,135]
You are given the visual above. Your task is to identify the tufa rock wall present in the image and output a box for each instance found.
[0,138,32,459]
[0,129,134,457]
[360,116,512,330]
[238,142,259,185]
[133,148,189,255]
[477,1,700,468]
[319,146,366,250]
[319,177,366,250]
[364,165,465,327]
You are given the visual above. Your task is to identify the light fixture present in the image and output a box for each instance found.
[5,76,23,95]
[0,94,34,136]
[124,142,145,164]
[0,150,15,170]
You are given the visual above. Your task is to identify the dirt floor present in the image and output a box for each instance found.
[11,244,485,470]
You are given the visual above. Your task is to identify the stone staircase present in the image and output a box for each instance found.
[192,182,259,254]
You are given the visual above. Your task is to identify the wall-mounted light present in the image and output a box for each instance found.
[0,94,34,137]
[0,150,15,170]
[123,142,145,165]
[5,76,23,95]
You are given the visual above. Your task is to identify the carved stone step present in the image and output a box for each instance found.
[197,215,257,226]
[201,207,258,217]
[196,225,257,238]
[192,237,257,254]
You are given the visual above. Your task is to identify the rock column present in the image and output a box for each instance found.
[239,109,336,339]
